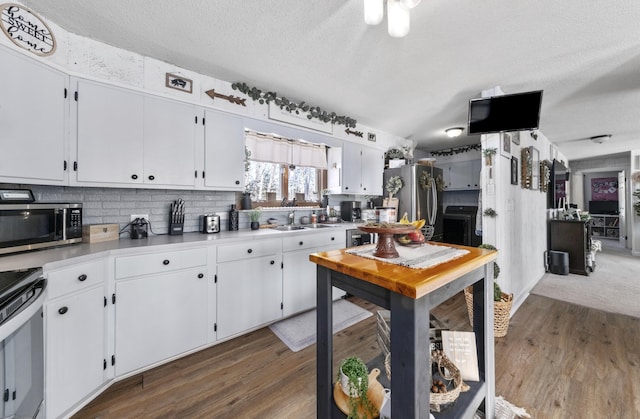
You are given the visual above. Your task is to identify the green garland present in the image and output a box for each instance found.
[231,82,357,128]
[430,144,481,157]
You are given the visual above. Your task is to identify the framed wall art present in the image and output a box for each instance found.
[511,131,520,145]
[511,156,518,185]
[501,132,511,158]
[530,146,540,190]
[165,73,193,94]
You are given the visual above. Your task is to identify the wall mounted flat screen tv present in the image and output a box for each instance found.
[468,90,543,135]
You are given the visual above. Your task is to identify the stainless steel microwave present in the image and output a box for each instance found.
[0,202,83,255]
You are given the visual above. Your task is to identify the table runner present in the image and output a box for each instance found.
[346,243,469,270]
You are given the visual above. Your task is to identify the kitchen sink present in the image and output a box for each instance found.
[303,224,334,229]
[275,225,306,231]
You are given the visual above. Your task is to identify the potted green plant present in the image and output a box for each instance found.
[463,244,513,337]
[249,208,261,230]
[338,356,374,418]
[482,148,497,166]
[383,176,403,219]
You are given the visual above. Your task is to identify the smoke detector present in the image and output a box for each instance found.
[590,135,611,144]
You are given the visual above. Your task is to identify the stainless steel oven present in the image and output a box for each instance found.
[0,268,45,418]
[0,189,82,255]
[442,205,482,247]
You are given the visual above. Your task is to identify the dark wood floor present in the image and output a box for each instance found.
[74,293,640,418]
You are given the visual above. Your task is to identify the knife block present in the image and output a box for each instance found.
[169,222,183,235]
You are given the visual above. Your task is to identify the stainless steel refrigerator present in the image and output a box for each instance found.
[383,164,443,241]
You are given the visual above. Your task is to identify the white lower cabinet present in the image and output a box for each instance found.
[44,260,107,419]
[114,267,209,376]
[216,239,283,340]
[282,232,344,317]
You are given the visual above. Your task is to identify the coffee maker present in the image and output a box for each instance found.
[340,201,361,222]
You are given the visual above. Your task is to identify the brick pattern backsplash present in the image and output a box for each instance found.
[0,184,331,235]
[1,184,238,234]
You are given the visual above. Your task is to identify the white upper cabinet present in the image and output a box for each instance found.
[72,79,198,188]
[442,160,481,190]
[202,109,245,191]
[143,95,197,187]
[0,45,68,185]
[339,142,384,195]
[73,79,144,185]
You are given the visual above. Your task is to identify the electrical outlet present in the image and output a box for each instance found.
[130,214,149,222]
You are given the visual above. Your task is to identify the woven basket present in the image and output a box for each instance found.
[384,351,464,413]
[463,286,513,338]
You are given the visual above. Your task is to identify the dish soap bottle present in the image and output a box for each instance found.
[311,210,318,224]
[228,204,239,231]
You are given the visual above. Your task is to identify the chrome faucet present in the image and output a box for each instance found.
[288,210,296,225]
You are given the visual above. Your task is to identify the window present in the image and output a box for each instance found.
[245,161,325,204]
[244,131,327,205]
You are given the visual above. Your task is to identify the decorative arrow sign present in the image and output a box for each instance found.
[205,89,246,107]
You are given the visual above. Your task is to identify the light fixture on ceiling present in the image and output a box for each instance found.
[445,127,464,138]
[364,0,421,38]
[590,134,611,144]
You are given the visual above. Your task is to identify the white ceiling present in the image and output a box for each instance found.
[23,0,640,162]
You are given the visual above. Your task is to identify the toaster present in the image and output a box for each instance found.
[201,214,220,233]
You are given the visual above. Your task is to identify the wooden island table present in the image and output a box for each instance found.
[310,243,497,418]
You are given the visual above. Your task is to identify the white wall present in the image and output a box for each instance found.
[479,87,564,313]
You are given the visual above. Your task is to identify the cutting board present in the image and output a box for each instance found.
[333,368,384,418]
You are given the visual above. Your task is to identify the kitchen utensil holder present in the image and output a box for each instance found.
[169,222,184,235]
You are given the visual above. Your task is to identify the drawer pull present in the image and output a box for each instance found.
[198,273,204,279]
[131,174,138,180]
[270,260,275,265]
[299,241,304,246]
[78,274,87,282]
[148,175,155,181]
[247,249,253,254]
[163,259,170,265]
[58,306,68,315]
[331,237,335,241]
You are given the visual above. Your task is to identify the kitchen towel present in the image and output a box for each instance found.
[346,243,469,270]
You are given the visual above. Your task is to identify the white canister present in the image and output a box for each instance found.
[375,207,396,223]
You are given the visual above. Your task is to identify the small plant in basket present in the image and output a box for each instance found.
[338,356,375,419]
[464,244,514,337]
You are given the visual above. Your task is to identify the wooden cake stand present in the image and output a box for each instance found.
[357,225,417,258]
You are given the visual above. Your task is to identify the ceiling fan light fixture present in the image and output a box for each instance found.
[363,0,384,25]
[590,134,611,144]
[445,127,464,138]
[387,0,410,38]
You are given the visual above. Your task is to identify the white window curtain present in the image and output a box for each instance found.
[245,131,327,169]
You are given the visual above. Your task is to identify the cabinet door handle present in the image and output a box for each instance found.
[299,241,304,246]
[58,306,68,315]
[148,175,155,181]
[131,174,138,180]
[198,273,204,279]
[235,180,240,185]
[270,260,275,265]
[163,259,170,265]
[331,237,335,241]
[78,274,87,282]
[247,248,253,254]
